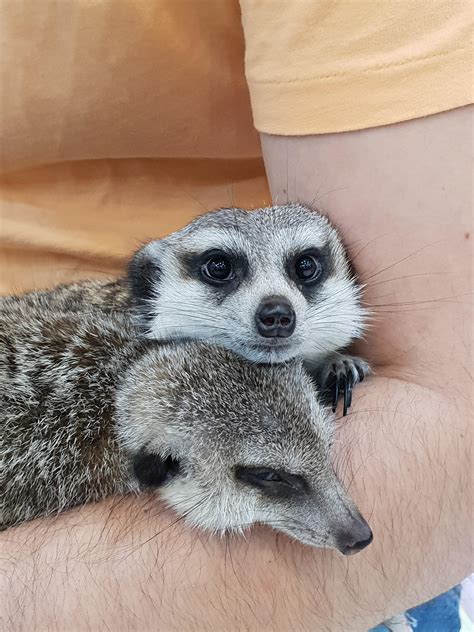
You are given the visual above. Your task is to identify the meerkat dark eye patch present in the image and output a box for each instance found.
[132,450,180,488]
[286,247,331,294]
[180,248,248,293]
[234,466,308,498]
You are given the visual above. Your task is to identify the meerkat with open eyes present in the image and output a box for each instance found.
[0,283,372,554]
[128,203,370,413]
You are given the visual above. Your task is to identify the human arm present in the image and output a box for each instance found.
[2,105,472,632]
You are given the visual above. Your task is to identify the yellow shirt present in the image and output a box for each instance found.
[1,0,472,293]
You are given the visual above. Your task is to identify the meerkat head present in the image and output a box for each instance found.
[128,204,367,364]
[116,342,373,554]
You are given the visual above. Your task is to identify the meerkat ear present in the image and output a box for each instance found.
[127,241,163,323]
[132,449,180,488]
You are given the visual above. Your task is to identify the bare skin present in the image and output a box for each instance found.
[1,106,472,631]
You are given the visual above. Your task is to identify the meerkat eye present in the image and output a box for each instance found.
[258,470,282,482]
[234,466,308,497]
[295,254,322,283]
[201,252,234,283]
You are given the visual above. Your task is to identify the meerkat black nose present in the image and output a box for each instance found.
[256,298,296,338]
[336,518,373,555]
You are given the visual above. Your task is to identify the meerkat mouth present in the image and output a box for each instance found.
[255,341,292,351]
[250,340,297,359]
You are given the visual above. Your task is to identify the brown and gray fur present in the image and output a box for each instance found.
[0,284,141,527]
[0,281,372,553]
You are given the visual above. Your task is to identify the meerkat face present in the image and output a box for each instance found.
[128,204,368,364]
[116,343,373,554]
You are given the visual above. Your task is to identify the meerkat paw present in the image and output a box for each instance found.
[318,355,371,416]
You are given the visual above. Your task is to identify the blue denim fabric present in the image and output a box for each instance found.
[369,584,462,631]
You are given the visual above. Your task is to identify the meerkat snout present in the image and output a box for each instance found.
[334,516,374,555]
[255,296,296,338]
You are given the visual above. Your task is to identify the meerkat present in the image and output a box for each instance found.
[0,282,372,554]
[128,203,371,414]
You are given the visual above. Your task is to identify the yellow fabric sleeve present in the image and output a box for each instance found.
[240,0,473,134]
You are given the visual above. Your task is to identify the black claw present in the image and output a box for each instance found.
[327,361,365,414]
[346,374,354,409]
[343,376,350,416]
[332,376,339,412]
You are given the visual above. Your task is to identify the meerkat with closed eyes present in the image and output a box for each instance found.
[129,203,370,413]
[0,282,373,554]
